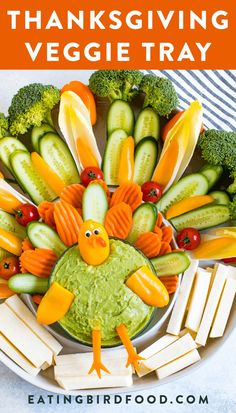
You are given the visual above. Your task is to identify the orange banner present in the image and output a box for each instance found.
[0,0,235,69]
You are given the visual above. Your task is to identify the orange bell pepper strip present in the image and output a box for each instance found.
[37,282,74,325]
[0,228,22,256]
[61,80,97,125]
[192,237,236,260]
[116,324,144,370]
[118,136,135,185]
[0,189,22,214]
[76,138,99,168]
[31,152,66,197]
[166,195,214,220]
[88,328,110,378]
[126,266,169,308]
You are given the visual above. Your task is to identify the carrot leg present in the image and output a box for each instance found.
[88,328,110,378]
[116,324,144,370]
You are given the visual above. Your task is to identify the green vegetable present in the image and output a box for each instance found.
[198,129,236,194]
[89,70,144,102]
[229,196,236,223]
[27,222,66,256]
[140,74,178,117]
[8,273,48,294]
[0,113,9,138]
[8,83,60,136]
[199,164,223,190]
[151,252,190,276]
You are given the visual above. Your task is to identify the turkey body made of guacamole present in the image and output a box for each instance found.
[50,239,154,346]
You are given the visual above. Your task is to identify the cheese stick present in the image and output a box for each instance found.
[0,303,53,368]
[195,264,229,346]
[210,276,236,338]
[185,268,212,332]
[156,349,201,380]
[6,295,62,356]
[167,260,199,335]
[56,372,133,390]
[142,333,197,372]
[55,349,128,366]
[0,333,40,376]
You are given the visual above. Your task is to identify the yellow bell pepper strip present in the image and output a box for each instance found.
[0,189,22,214]
[118,136,135,185]
[207,227,236,239]
[126,265,169,307]
[152,101,203,191]
[166,195,214,220]
[0,228,22,256]
[31,152,66,197]
[0,283,14,299]
[116,323,144,370]
[192,237,236,260]
[88,328,111,378]
[37,282,74,325]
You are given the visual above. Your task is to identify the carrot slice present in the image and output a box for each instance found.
[110,183,142,212]
[60,184,85,209]
[54,200,83,246]
[104,202,133,239]
[153,226,162,239]
[135,232,161,258]
[22,238,34,252]
[159,242,172,256]
[154,212,163,231]
[38,201,56,229]
[0,284,14,299]
[159,275,179,294]
[32,294,43,305]
[20,248,57,278]
[161,226,173,244]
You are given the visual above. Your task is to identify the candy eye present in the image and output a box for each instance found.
[85,230,92,238]
[93,228,100,235]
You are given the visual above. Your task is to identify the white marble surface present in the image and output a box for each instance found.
[0,328,236,413]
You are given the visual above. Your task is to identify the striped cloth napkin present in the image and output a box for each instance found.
[146,70,236,131]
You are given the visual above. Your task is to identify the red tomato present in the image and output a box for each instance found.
[0,256,20,280]
[80,167,104,187]
[141,181,163,203]
[15,204,40,226]
[223,257,236,263]
[176,228,201,250]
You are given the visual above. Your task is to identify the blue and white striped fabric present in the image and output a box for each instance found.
[146,70,236,131]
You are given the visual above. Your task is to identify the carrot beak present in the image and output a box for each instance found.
[88,236,107,248]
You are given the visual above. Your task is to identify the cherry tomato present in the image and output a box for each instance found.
[0,256,20,280]
[176,228,201,250]
[15,203,40,226]
[141,181,163,203]
[80,167,104,187]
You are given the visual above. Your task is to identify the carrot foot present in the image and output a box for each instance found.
[126,352,145,370]
[116,323,145,371]
[88,361,110,379]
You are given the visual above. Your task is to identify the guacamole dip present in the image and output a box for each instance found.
[50,239,154,346]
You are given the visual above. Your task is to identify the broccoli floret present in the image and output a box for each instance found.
[89,70,144,102]
[8,83,60,136]
[0,113,8,138]
[229,196,236,223]
[140,74,178,117]
[198,129,236,193]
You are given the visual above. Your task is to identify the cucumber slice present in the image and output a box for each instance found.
[199,164,223,189]
[134,108,160,145]
[8,273,48,294]
[171,204,230,231]
[156,173,209,215]
[0,137,27,173]
[133,137,158,185]
[0,247,12,261]
[107,100,134,136]
[31,123,55,151]
[10,150,56,204]
[39,133,80,185]
[151,252,190,276]
[102,129,128,185]
[82,183,108,224]
[127,203,157,244]
[27,222,66,256]
[209,191,230,205]
[0,210,26,239]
